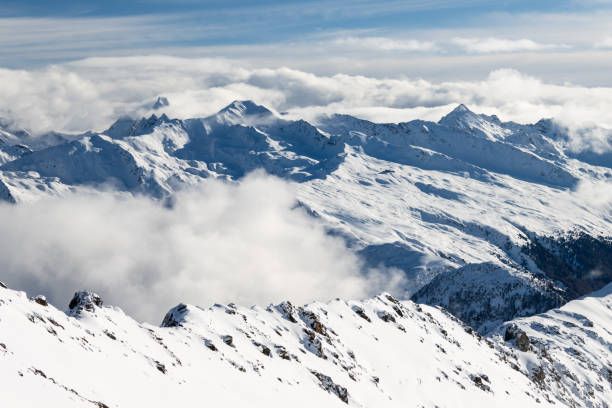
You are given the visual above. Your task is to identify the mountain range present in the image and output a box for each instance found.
[1,100,611,406]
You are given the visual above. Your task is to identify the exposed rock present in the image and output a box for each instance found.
[378,311,396,323]
[392,305,404,318]
[311,370,349,404]
[303,328,325,358]
[277,301,298,323]
[222,335,234,347]
[352,306,371,322]
[532,366,546,388]
[504,324,530,352]
[33,295,48,306]
[516,332,530,352]
[470,374,492,392]
[0,281,7,289]
[252,340,271,356]
[204,339,217,351]
[300,309,328,336]
[155,361,167,374]
[161,303,188,328]
[275,344,291,360]
[67,291,103,317]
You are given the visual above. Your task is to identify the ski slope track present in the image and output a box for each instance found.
[0,283,610,407]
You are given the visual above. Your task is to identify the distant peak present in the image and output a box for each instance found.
[454,103,471,112]
[438,104,481,127]
[218,100,274,117]
[104,112,172,138]
[152,96,169,110]
[447,104,474,116]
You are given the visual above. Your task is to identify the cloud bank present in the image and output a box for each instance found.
[0,173,403,323]
[2,57,612,138]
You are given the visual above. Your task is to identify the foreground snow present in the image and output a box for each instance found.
[1,283,610,407]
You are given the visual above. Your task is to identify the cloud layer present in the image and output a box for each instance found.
[0,173,403,323]
[2,57,612,138]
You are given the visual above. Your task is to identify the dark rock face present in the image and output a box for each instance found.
[300,309,328,336]
[352,306,371,322]
[522,231,612,298]
[155,361,166,374]
[204,339,217,351]
[377,309,396,323]
[67,291,103,317]
[470,374,492,392]
[276,301,298,323]
[222,335,234,347]
[161,303,188,328]
[311,370,349,404]
[0,281,7,289]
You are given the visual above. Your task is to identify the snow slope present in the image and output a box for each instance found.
[496,282,612,407]
[3,282,608,408]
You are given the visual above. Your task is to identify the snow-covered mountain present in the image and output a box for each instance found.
[1,101,612,406]
[1,100,612,331]
[1,281,610,407]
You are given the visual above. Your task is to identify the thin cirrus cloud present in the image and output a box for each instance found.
[330,36,438,52]
[451,37,567,53]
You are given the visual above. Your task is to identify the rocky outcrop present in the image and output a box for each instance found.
[161,303,189,327]
[311,370,349,404]
[503,324,530,352]
[33,295,48,307]
[67,291,103,317]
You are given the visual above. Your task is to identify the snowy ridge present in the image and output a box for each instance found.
[3,283,610,407]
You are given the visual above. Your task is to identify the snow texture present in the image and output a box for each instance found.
[2,283,609,407]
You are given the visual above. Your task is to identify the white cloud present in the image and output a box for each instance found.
[0,173,404,323]
[566,125,612,154]
[3,57,612,140]
[574,180,612,209]
[330,36,437,52]
[451,37,564,53]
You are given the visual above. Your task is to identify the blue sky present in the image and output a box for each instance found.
[1,1,612,84]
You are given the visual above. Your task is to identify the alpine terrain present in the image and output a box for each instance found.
[1,101,611,406]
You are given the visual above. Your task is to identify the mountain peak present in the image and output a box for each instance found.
[451,103,471,114]
[218,100,274,118]
[152,96,169,110]
[439,104,477,124]
[438,104,506,140]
